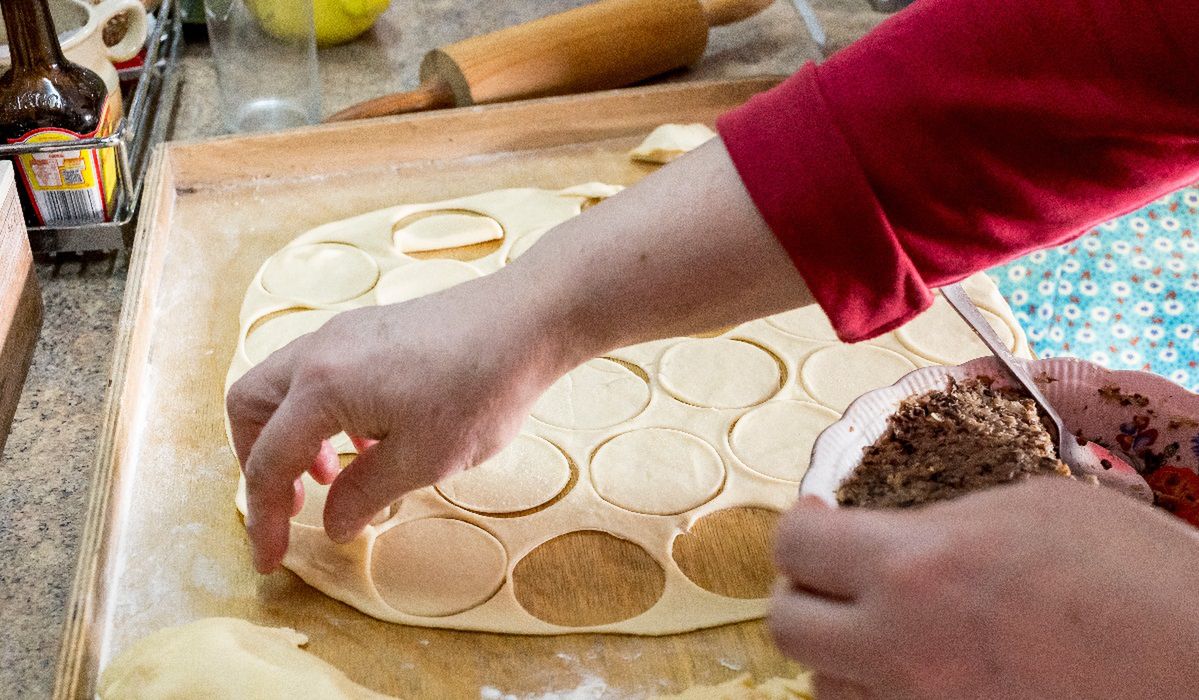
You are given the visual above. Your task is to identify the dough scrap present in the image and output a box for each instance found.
[659,338,781,409]
[97,618,390,700]
[531,358,650,430]
[652,671,815,700]
[437,434,571,513]
[590,428,725,515]
[374,259,481,305]
[260,243,380,305]
[393,210,503,253]
[226,179,1030,636]
[630,123,718,164]
[731,401,839,481]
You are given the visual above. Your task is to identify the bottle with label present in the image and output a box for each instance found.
[0,0,121,226]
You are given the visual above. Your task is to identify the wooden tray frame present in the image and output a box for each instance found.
[52,76,797,699]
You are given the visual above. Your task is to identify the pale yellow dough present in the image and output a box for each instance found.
[630,123,718,164]
[226,172,1032,635]
[97,618,390,700]
[590,428,726,515]
[653,671,815,699]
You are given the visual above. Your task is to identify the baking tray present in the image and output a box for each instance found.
[52,76,804,699]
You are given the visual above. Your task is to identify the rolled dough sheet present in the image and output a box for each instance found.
[225,177,1033,636]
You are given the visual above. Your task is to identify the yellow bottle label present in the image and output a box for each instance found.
[9,90,121,226]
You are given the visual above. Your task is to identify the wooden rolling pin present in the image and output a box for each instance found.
[326,0,773,122]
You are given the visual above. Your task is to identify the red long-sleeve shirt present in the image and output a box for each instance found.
[717,0,1199,342]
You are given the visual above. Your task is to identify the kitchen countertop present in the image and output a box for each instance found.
[0,1,883,694]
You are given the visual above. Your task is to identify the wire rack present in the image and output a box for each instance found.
[0,0,183,254]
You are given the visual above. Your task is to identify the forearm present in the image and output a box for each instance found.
[719,0,1199,342]
[500,137,814,363]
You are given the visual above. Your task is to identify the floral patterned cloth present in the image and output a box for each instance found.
[989,186,1199,393]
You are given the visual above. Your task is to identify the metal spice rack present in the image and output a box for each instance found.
[0,0,183,254]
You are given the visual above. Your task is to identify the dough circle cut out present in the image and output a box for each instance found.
[260,243,380,305]
[731,400,839,481]
[369,518,507,617]
[658,338,781,409]
[590,428,725,515]
[374,259,482,305]
[766,304,840,341]
[243,309,339,365]
[393,210,503,253]
[531,358,650,430]
[436,434,571,514]
[800,345,919,412]
[895,295,1018,364]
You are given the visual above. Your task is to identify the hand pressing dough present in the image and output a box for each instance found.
[630,123,718,164]
[97,618,391,700]
[227,174,1032,635]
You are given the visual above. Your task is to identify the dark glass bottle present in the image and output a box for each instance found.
[0,0,119,226]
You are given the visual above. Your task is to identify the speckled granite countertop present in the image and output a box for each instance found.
[0,1,882,694]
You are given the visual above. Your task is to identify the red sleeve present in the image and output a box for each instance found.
[717,0,1199,342]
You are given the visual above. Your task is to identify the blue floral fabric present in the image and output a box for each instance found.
[987,186,1199,393]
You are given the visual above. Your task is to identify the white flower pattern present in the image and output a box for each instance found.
[990,186,1199,392]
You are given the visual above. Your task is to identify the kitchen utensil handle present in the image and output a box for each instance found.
[325,79,455,123]
[700,0,775,26]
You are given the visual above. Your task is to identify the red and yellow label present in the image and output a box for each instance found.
[9,90,121,226]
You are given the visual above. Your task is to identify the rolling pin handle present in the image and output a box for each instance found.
[699,0,775,26]
[325,78,456,123]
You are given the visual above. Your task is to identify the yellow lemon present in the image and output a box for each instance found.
[247,0,391,47]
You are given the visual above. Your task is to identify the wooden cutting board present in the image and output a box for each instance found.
[0,162,42,456]
[53,77,806,699]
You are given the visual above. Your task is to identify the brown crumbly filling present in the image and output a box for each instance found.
[837,378,1071,508]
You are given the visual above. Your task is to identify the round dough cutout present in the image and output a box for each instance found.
[895,296,1018,365]
[243,309,339,365]
[766,304,839,342]
[260,243,379,305]
[590,428,725,515]
[513,531,665,627]
[672,507,781,599]
[730,400,839,481]
[436,434,572,514]
[800,345,918,412]
[531,358,650,430]
[370,518,506,617]
[374,259,482,305]
[393,210,503,253]
[659,338,782,409]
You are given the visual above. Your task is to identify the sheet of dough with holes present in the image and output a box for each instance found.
[225,181,1031,636]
